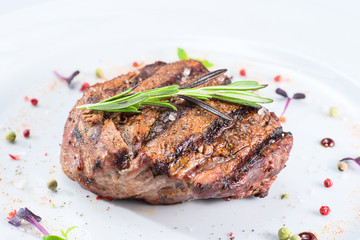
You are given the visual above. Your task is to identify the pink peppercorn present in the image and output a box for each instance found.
[320,206,331,215]
[240,69,246,76]
[23,129,30,138]
[30,98,38,106]
[324,178,333,188]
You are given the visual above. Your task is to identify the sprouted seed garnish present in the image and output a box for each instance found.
[340,156,360,167]
[54,70,80,86]
[8,207,77,240]
[275,88,306,117]
[42,226,77,240]
[8,207,49,235]
[77,69,273,120]
[177,48,214,68]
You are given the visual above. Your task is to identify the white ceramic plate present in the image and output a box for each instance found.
[1,38,360,240]
[1,1,360,239]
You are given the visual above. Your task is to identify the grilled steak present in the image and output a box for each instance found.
[60,60,293,204]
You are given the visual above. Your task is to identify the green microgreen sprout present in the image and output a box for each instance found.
[177,48,214,68]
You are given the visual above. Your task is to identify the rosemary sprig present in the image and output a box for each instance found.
[77,70,273,119]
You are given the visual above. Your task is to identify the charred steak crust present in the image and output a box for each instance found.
[60,60,293,204]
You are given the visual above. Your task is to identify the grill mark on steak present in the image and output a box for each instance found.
[92,160,102,172]
[202,110,241,143]
[167,108,245,173]
[173,105,280,186]
[130,61,166,89]
[173,133,202,160]
[87,96,101,104]
[140,64,215,145]
[151,162,170,177]
[113,149,131,170]
[143,106,191,144]
[236,128,283,176]
[213,130,290,198]
[115,63,213,157]
[141,71,234,167]
[88,124,102,143]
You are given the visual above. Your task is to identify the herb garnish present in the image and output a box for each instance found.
[275,88,305,116]
[43,226,77,240]
[340,157,360,167]
[177,48,214,68]
[54,70,80,86]
[77,69,272,120]
[8,207,49,235]
[8,207,77,240]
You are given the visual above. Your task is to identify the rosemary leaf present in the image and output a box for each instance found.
[178,95,232,120]
[76,69,273,120]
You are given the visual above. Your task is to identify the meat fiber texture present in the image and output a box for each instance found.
[60,60,293,204]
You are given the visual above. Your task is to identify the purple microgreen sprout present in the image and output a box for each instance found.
[340,157,360,166]
[275,88,306,116]
[8,208,49,236]
[54,70,80,86]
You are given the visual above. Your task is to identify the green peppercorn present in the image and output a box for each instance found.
[278,227,292,240]
[329,107,339,117]
[289,235,301,240]
[337,161,348,171]
[47,179,58,191]
[95,68,104,78]
[5,131,16,143]
[281,194,291,199]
